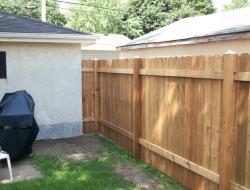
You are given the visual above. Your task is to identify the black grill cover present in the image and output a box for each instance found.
[0,90,39,159]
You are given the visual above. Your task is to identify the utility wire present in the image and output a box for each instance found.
[58,6,118,16]
[0,2,118,17]
[1,0,126,13]
[58,0,127,12]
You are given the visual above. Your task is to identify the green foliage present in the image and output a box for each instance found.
[66,0,215,39]
[66,0,126,34]
[188,0,215,14]
[224,0,250,10]
[122,0,215,38]
[0,0,66,26]
[46,0,67,26]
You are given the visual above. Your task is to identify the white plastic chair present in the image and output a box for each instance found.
[0,151,13,181]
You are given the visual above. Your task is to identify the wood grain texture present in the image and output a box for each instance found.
[139,138,219,183]
[233,53,250,189]
[82,60,96,133]
[231,182,250,190]
[235,72,250,81]
[82,54,250,190]
[219,53,238,190]
[97,68,133,75]
[133,58,143,159]
[140,69,223,79]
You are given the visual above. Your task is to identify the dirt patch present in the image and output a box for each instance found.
[115,162,163,190]
[33,135,102,161]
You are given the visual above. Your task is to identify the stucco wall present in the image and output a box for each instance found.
[119,39,250,58]
[0,42,83,139]
[81,50,120,60]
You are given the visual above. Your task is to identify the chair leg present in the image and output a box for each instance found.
[6,156,13,181]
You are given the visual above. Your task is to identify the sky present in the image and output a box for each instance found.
[59,0,233,13]
[212,0,232,11]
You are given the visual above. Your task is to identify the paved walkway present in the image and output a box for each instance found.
[0,159,41,184]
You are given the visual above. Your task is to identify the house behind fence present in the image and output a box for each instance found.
[118,7,250,58]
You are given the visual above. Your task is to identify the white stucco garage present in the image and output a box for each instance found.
[0,12,96,139]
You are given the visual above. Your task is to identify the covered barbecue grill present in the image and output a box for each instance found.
[0,90,39,159]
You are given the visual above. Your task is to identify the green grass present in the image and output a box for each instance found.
[0,134,186,190]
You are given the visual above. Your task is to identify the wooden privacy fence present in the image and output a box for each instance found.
[82,53,250,190]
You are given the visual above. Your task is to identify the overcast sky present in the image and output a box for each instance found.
[59,0,232,13]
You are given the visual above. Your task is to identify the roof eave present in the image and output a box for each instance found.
[0,32,98,44]
[118,32,250,51]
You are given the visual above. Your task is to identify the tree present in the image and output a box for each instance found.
[66,0,127,34]
[0,0,67,26]
[122,0,215,39]
[224,0,250,10]
[66,0,215,39]
[189,0,215,14]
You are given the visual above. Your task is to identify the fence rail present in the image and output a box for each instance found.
[82,54,250,190]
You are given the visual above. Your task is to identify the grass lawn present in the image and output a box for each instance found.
[0,135,186,190]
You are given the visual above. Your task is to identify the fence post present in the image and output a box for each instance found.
[133,59,142,160]
[94,60,99,133]
[219,52,238,190]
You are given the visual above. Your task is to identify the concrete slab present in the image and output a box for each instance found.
[34,136,102,161]
[0,159,42,184]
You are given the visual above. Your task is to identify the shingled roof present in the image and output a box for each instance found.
[120,7,250,50]
[0,11,96,43]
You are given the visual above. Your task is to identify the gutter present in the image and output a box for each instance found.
[117,32,250,51]
[0,32,98,44]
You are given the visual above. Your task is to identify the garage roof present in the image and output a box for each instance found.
[119,7,250,50]
[81,34,131,51]
[0,12,96,44]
